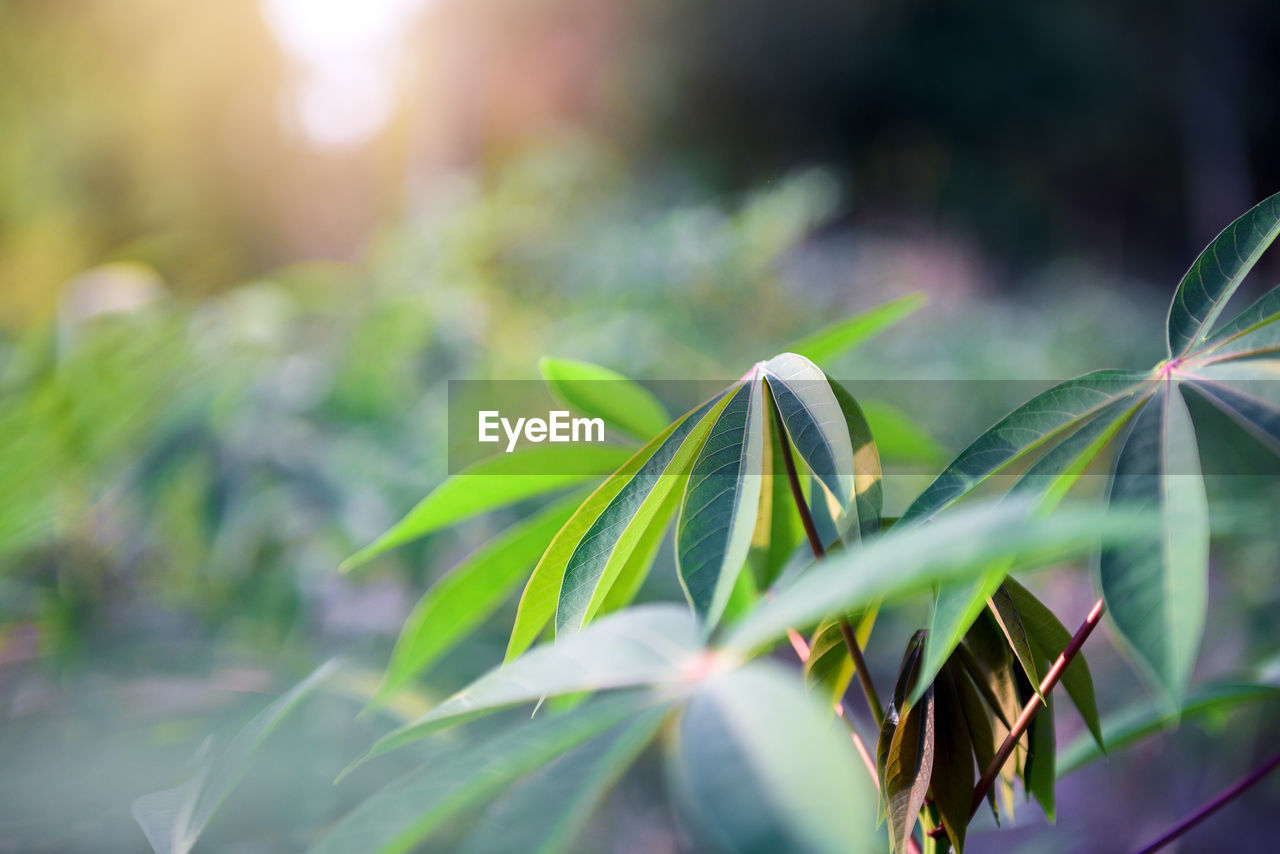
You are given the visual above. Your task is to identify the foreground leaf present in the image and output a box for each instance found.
[1099,384,1209,703]
[134,661,340,854]
[539,356,670,441]
[672,664,874,853]
[341,445,633,572]
[373,493,585,704]
[457,706,668,854]
[360,605,700,764]
[677,376,765,628]
[1166,190,1280,357]
[310,692,657,854]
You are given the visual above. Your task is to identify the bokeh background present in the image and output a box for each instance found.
[2,1,1280,851]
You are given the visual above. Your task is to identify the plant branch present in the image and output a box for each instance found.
[968,595,1107,818]
[771,404,885,727]
[1129,748,1280,854]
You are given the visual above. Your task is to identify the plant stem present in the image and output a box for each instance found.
[968,595,1106,818]
[771,404,886,728]
[1129,748,1280,854]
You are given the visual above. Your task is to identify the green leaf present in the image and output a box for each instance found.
[988,585,1043,690]
[724,499,1157,655]
[310,692,656,854]
[914,392,1148,705]
[1099,384,1209,703]
[672,664,874,854]
[134,661,340,854]
[931,665,976,853]
[1023,692,1056,821]
[677,377,765,628]
[1166,190,1280,357]
[358,605,700,765]
[457,706,668,854]
[1186,373,1280,456]
[597,487,680,616]
[539,356,671,441]
[859,400,950,468]
[1002,577,1103,749]
[557,393,731,634]
[745,412,804,590]
[784,292,926,367]
[1198,282,1280,354]
[341,444,634,572]
[829,376,883,538]
[947,657,1001,821]
[803,610,876,710]
[900,370,1151,525]
[762,353,856,520]
[877,633,934,853]
[372,493,585,705]
[1058,679,1280,777]
[507,396,722,659]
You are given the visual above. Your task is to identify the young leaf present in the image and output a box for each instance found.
[1099,384,1209,703]
[784,292,926,367]
[677,376,765,628]
[762,353,855,518]
[931,665,976,853]
[359,605,700,764]
[457,706,668,854]
[372,492,585,705]
[597,486,681,616]
[672,664,874,854]
[1166,190,1280,357]
[1002,577,1103,749]
[539,356,670,441]
[899,370,1151,525]
[507,396,721,659]
[341,444,633,572]
[557,393,731,634]
[877,633,934,853]
[310,692,656,854]
[134,661,340,854]
[724,499,1158,655]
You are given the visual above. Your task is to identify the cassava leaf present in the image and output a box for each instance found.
[1166,190,1280,357]
[372,492,585,705]
[310,692,656,854]
[357,605,699,765]
[762,353,855,522]
[829,375,883,538]
[672,664,875,854]
[784,292,925,367]
[456,706,668,854]
[539,356,670,441]
[597,487,680,616]
[931,665,976,853]
[724,499,1157,656]
[803,610,876,710]
[1186,372,1280,456]
[745,410,804,590]
[1099,384,1209,703]
[507,395,722,659]
[557,393,731,634]
[989,584,1044,690]
[1023,692,1056,822]
[878,633,934,853]
[341,444,633,572]
[134,661,340,854]
[677,376,765,628]
[1198,282,1280,356]
[948,657,1001,821]
[900,370,1151,525]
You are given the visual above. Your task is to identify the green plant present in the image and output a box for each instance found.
[137,193,1280,853]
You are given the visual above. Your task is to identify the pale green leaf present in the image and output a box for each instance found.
[784,292,925,367]
[672,664,874,853]
[677,377,765,628]
[341,444,633,572]
[134,661,340,854]
[1099,384,1209,703]
[310,692,655,854]
[859,400,950,468]
[1167,190,1280,357]
[539,356,670,440]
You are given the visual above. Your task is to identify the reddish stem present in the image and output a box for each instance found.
[1130,749,1280,854]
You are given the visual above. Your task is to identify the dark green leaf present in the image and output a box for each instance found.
[1199,282,1280,354]
[1099,385,1209,703]
[1167,190,1280,357]
[989,585,1043,689]
[539,356,670,441]
[877,634,934,854]
[931,665,976,853]
[948,657,1000,821]
[677,377,765,628]
[1023,693,1056,822]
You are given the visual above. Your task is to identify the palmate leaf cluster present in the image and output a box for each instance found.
[134,193,1280,853]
